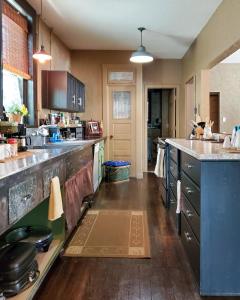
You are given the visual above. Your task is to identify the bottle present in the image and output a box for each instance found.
[231,126,237,147]
[234,127,240,149]
[7,138,18,157]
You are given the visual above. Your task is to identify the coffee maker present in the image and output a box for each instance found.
[5,124,30,151]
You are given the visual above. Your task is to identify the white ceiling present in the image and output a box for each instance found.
[27,0,222,59]
[221,49,240,63]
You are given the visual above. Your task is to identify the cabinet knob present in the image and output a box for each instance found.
[72,95,76,105]
[185,186,193,194]
[186,209,193,217]
[184,231,192,242]
[185,163,193,169]
[110,135,114,139]
[22,194,31,202]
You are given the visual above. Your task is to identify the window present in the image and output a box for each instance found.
[112,91,131,119]
[1,0,36,125]
[3,69,23,107]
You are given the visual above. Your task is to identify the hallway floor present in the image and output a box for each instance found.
[35,174,239,300]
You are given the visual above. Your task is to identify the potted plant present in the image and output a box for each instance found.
[7,104,29,124]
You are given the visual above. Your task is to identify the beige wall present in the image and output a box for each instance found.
[182,0,240,134]
[71,53,183,126]
[210,63,240,133]
[36,18,71,119]
[70,50,132,121]
[143,59,182,85]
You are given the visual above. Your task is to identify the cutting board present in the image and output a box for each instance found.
[0,151,34,163]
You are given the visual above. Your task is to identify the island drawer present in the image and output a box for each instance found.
[182,192,200,241]
[182,172,200,215]
[0,194,8,235]
[169,145,178,164]
[43,159,66,198]
[169,158,178,179]
[8,175,42,224]
[181,214,200,282]
[66,147,93,179]
[169,173,177,199]
[181,152,200,186]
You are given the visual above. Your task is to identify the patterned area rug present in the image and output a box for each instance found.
[64,210,151,258]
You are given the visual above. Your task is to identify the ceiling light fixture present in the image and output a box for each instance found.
[33,0,52,64]
[130,27,153,64]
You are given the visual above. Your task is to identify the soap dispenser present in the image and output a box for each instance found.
[234,126,240,149]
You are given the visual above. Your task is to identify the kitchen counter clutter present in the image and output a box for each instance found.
[0,137,105,299]
[0,138,105,180]
[166,138,240,160]
[166,138,240,296]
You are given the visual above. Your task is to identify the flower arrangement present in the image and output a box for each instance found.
[8,104,29,116]
[7,104,29,124]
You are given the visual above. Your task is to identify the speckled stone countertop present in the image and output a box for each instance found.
[0,137,105,181]
[166,138,240,161]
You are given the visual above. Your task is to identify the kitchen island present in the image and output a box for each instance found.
[166,138,240,296]
[0,138,105,300]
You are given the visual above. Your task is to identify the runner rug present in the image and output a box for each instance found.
[64,209,151,258]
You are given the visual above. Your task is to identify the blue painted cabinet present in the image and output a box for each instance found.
[167,144,240,296]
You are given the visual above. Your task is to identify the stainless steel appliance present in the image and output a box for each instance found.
[60,124,85,140]
[157,138,168,207]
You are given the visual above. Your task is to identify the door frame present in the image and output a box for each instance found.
[209,91,220,132]
[103,64,143,178]
[144,84,180,172]
[185,75,196,136]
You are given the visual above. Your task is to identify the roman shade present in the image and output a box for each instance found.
[2,1,31,80]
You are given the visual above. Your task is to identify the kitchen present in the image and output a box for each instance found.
[0,0,240,299]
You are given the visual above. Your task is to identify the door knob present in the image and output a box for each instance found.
[110,135,114,139]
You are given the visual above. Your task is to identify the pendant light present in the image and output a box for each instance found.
[130,27,153,63]
[33,0,52,64]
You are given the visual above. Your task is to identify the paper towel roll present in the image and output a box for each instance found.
[48,176,64,221]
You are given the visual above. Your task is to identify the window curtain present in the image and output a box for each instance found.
[2,1,31,80]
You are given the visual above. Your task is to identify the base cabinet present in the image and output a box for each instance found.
[167,145,181,234]
[167,143,240,296]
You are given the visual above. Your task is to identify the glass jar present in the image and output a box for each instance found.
[7,138,18,157]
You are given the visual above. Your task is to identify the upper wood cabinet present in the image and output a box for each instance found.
[42,71,85,112]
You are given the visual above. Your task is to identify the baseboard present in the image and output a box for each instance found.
[136,172,144,179]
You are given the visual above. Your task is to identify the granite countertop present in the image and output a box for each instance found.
[166,138,240,161]
[0,137,106,181]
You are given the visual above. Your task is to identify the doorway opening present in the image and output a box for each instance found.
[147,88,176,171]
[209,92,220,133]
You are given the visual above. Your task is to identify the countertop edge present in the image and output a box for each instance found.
[0,137,106,182]
[166,138,240,161]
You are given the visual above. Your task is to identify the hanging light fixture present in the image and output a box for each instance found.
[130,27,153,63]
[33,0,52,64]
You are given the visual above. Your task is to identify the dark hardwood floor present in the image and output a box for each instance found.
[35,174,239,300]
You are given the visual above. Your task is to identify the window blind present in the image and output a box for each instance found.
[2,1,31,80]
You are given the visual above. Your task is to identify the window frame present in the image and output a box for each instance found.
[0,0,37,126]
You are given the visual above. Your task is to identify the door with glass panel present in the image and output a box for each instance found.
[108,85,136,176]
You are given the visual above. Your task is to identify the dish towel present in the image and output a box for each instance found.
[154,147,165,178]
[48,176,64,221]
[176,180,182,214]
[64,160,93,232]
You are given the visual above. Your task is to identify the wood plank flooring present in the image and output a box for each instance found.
[35,174,239,300]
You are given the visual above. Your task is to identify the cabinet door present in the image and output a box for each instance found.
[76,80,85,112]
[67,74,76,111]
[42,71,68,110]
